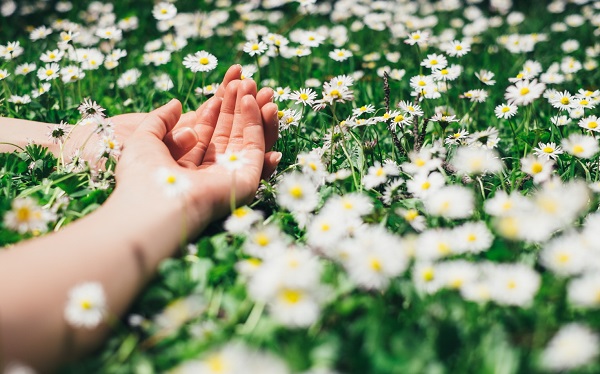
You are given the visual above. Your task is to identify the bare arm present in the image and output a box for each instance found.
[0,77,277,371]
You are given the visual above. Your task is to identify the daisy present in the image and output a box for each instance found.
[539,234,588,277]
[329,48,352,62]
[504,79,546,106]
[152,2,177,21]
[424,186,474,219]
[243,40,268,56]
[432,65,461,81]
[117,68,142,88]
[289,88,317,106]
[36,63,60,81]
[462,89,488,103]
[561,133,599,158]
[3,197,53,234]
[182,51,218,73]
[551,115,571,127]
[475,70,496,85]
[223,206,262,234]
[216,150,249,171]
[406,172,446,199]
[156,167,191,198]
[40,49,64,63]
[95,27,122,41]
[31,83,51,98]
[276,172,319,213]
[398,101,424,117]
[397,208,426,231]
[454,221,493,254]
[568,273,600,308]
[47,121,69,144]
[579,115,600,132]
[488,263,540,307]
[243,224,287,259]
[521,155,554,183]
[549,90,575,111]
[298,31,325,47]
[352,104,375,117]
[30,25,52,41]
[540,323,599,372]
[0,69,10,80]
[533,142,563,160]
[64,282,107,329]
[8,95,31,106]
[273,86,290,101]
[494,103,518,119]
[420,53,448,70]
[363,161,400,189]
[445,40,470,57]
[404,30,429,46]
[450,147,504,175]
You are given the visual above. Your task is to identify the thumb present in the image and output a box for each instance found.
[139,99,182,139]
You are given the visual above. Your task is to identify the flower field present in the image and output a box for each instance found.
[2,0,600,372]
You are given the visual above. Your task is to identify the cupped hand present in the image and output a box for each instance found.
[108,65,280,179]
[113,81,271,236]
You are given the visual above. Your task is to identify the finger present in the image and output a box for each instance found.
[239,95,265,183]
[256,87,274,108]
[163,127,198,160]
[228,79,258,148]
[139,99,182,139]
[201,80,241,163]
[261,151,282,180]
[178,96,223,166]
[214,64,242,99]
[261,102,279,151]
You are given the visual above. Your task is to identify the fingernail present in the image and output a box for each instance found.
[274,152,282,163]
[172,127,197,147]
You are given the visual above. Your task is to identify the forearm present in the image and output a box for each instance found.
[0,117,59,154]
[0,187,193,371]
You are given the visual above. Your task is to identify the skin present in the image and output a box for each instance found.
[0,65,281,179]
[0,66,279,371]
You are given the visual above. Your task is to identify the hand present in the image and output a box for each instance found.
[96,66,280,179]
[110,79,272,237]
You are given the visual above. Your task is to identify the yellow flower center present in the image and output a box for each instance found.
[255,233,270,247]
[437,242,450,254]
[281,289,302,304]
[415,158,426,167]
[330,89,340,97]
[520,87,530,95]
[289,186,303,198]
[228,153,238,162]
[455,45,463,50]
[300,93,309,100]
[207,355,225,373]
[531,162,543,174]
[507,280,517,289]
[232,207,247,217]
[467,234,477,242]
[588,121,598,129]
[45,69,54,76]
[370,258,382,272]
[560,97,570,105]
[199,57,210,65]
[321,223,330,231]
[422,268,434,282]
[166,175,176,184]
[543,146,554,153]
[421,181,431,190]
[80,299,92,310]
[375,167,385,177]
[572,145,584,154]
[404,209,419,221]
[16,207,31,222]
[394,115,404,122]
[430,59,438,65]
[557,253,570,264]
[251,44,259,51]
[440,69,448,75]
[502,106,510,113]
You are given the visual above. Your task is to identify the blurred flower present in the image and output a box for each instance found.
[540,323,599,371]
[64,282,107,329]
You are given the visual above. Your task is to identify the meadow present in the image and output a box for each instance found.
[1,0,600,372]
